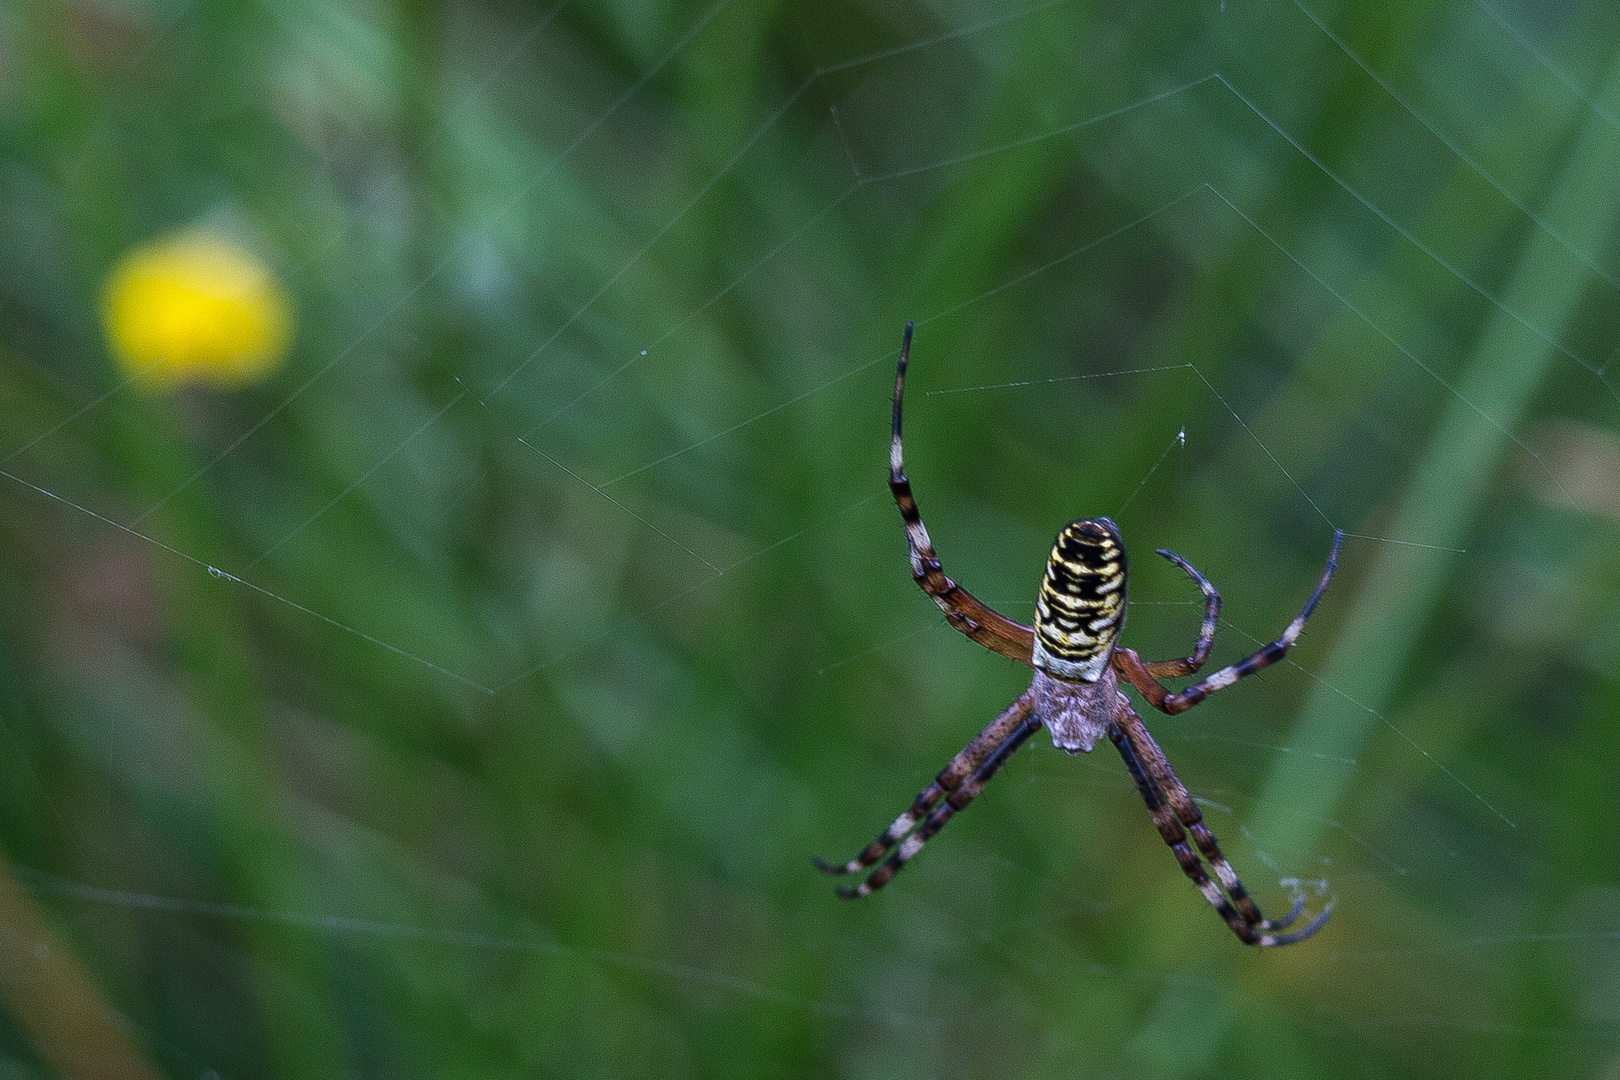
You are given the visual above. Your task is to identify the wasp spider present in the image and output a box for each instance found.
[814,323,1342,947]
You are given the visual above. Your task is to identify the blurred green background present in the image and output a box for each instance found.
[3,0,1620,1076]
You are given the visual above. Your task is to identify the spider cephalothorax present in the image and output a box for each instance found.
[814,323,1342,947]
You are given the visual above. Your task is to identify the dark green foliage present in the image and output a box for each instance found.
[2,0,1618,1076]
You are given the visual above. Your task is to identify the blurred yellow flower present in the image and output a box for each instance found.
[102,228,292,390]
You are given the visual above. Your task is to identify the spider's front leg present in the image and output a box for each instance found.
[814,690,1038,897]
[1111,704,1328,946]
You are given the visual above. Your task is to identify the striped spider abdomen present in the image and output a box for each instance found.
[1032,517,1127,682]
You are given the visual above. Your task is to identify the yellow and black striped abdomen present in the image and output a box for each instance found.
[1032,517,1126,681]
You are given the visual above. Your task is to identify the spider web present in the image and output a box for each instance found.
[1,0,1618,1077]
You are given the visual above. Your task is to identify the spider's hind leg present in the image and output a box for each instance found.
[1147,531,1344,716]
[1142,547,1221,678]
[886,322,1037,666]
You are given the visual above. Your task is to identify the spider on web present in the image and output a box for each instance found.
[814,323,1342,947]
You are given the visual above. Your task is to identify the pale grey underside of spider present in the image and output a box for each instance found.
[814,323,1342,947]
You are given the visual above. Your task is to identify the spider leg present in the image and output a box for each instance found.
[889,323,1035,667]
[838,711,1043,898]
[1112,647,1173,712]
[1112,705,1330,946]
[815,690,1034,878]
[1140,548,1221,678]
[1109,719,1259,943]
[1117,531,1343,716]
